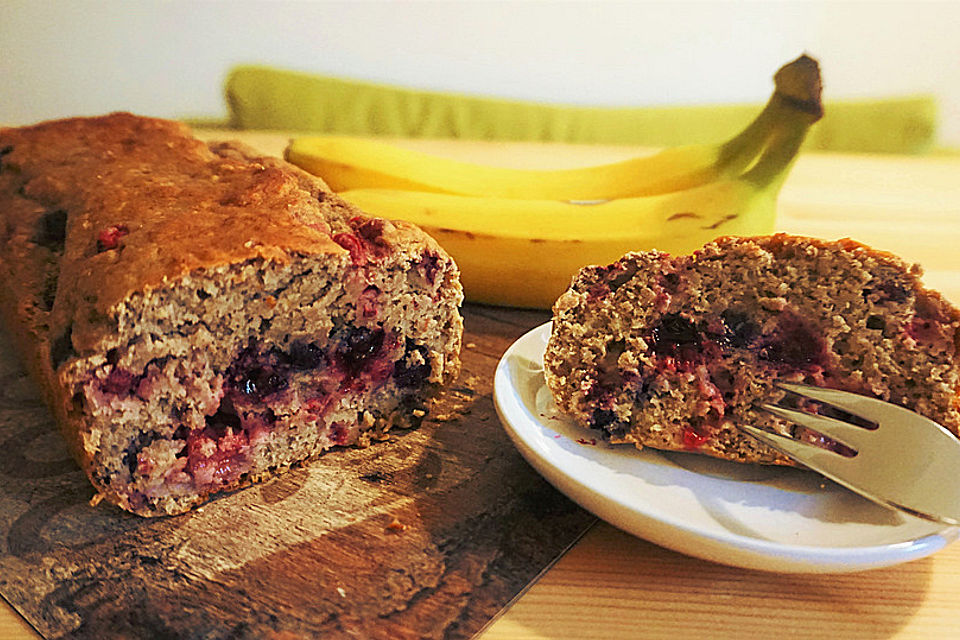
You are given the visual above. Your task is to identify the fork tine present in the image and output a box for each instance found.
[737,424,846,467]
[743,382,960,525]
[776,381,898,425]
[776,381,853,404]
[743,421,900,508]
[761,403,872,451]
[738,424,878,502]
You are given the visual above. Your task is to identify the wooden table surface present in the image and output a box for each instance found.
[3,132,960,639]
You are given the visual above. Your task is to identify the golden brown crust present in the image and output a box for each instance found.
[1,114,440,354]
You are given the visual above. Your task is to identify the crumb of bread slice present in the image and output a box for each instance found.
[544,234,960,464]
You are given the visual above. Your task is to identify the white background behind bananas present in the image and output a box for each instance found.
[3,3,960,147]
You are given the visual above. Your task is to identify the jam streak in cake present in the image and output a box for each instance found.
[332,216,395,267]
[89,324,436,502]
[583,291,854,452]
[645,308,836,449]
[184,328,402,492]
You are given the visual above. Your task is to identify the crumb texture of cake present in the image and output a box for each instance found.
[544,234,960,465]
[0,113,463,516]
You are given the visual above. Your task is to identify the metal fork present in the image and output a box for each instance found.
[738,382,960,525]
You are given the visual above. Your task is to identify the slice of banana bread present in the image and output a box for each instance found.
[0,113,463,516]
[544,235,960,465]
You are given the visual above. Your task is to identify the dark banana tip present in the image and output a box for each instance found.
[774,54,824,121]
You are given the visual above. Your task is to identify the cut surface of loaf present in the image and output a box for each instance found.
[544,235,960,465]
[0,113,463,516]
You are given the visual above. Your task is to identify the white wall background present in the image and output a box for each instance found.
[2,0,960,146]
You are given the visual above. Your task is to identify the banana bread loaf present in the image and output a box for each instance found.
[0,113,463,516]
[544,235,960,464]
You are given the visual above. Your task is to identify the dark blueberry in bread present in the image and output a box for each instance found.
[544,235,960,465]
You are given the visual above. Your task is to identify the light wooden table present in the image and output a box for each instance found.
[3,133,960,639]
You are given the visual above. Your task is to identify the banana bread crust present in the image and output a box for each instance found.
[0,113,464,515]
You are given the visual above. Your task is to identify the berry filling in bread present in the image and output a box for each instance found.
[82,326,433,509]
[544,235,960,465]
[69,249,460,515]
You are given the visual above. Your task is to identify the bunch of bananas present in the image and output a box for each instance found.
[286,55,823,309]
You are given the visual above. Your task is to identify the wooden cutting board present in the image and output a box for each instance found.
[0,305,596,639]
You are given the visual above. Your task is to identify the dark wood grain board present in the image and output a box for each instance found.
[0,305,596,639]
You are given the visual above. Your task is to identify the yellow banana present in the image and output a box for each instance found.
[340,121,811,309]
[286,55,821,201]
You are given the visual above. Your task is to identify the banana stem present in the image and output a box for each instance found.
[717,55,823,173]
[741,111,811,192]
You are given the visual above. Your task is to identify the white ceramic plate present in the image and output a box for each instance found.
[494,322,960,573]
